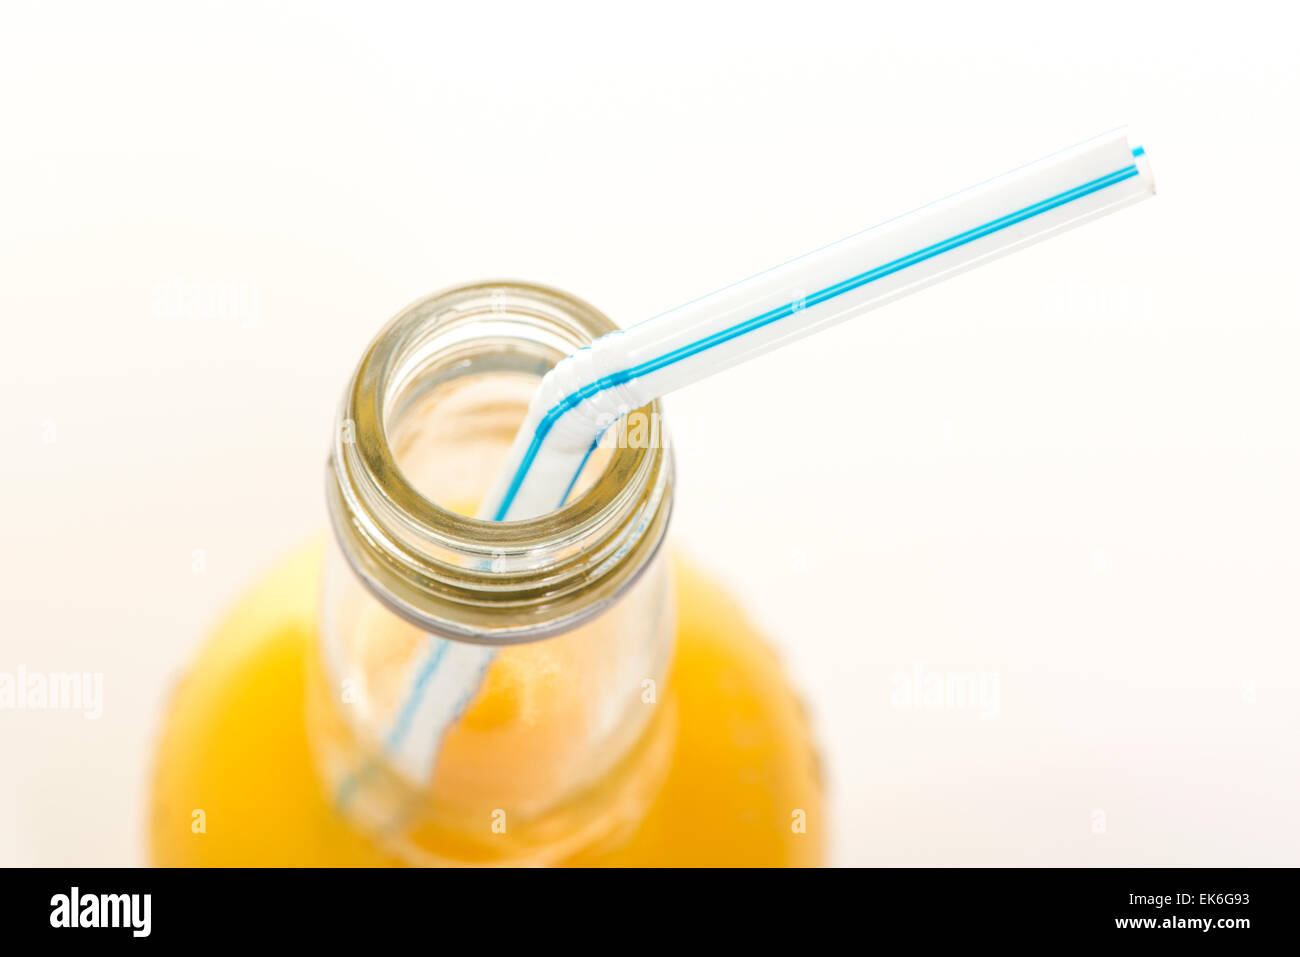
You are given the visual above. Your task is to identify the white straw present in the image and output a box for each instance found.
[374,127,1156,786]
[490,127,1154,521]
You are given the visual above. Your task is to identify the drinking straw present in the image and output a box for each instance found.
[488,128,1154,521]
[359,128,1155,791]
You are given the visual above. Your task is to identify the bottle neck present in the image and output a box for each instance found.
[312,281,677,864]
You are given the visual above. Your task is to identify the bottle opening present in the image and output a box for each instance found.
[325,280,674,643]
[385,368,615,519]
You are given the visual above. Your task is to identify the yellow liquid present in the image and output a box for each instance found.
[150,541,824,866]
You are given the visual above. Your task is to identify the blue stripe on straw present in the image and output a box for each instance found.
[555,427,610,509]
[335,636,450,808]
[496,160,1142,519]
[384,639,450,751]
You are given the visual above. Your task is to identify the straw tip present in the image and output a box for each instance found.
[1130,143,1156,196]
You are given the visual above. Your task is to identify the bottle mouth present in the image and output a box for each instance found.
[326,280,673,643]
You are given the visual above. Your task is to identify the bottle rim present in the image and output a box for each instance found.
[325,280,673,643]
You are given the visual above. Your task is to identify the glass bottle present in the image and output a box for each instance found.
[150,282,823,866]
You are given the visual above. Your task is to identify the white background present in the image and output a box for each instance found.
[2,1,1298,866]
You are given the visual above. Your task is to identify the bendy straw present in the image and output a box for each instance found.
[488,127,1154,521]
[369,127,1156,788]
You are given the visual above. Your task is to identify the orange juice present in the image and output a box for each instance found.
[150,540,824,866]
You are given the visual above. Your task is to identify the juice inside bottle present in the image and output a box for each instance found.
[150,543,824,866]
[149,282,824,866]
